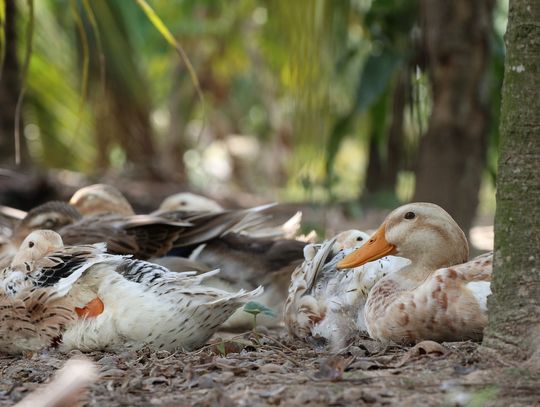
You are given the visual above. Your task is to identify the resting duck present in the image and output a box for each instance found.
[0,230,262,354]
[9,201,191,260]
[67,185,308,328]
[156,192,224,213]
[69,183,135,216]
[285,230,409,350]
[337,202,492,344]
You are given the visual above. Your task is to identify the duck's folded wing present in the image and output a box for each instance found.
[162,205,276,247]
[60,215,190,259]
[197,233,306,284]
[31,244,111,297]
[369,263,490,343]
[284,240,335,338]
[114,258,218,287]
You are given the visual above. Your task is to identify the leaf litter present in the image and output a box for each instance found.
[1,328,539,406]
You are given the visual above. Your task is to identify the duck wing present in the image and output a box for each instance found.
[365,253,492,344]
[2,243,109,298]
[59,214,190,260]
[197,233,306,285]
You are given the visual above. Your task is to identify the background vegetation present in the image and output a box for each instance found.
[0,0,507,232]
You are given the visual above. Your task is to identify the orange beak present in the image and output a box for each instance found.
[75,297,104,318]
[337,223,396,269]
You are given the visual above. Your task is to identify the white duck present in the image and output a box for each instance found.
[285,230,410,350]
[0,230,262,354]
[337,202,492,344]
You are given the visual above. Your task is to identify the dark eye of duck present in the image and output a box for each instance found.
[28,241,35,248]
[404,211,416,220]
[356,236,363,242]
[179,201,186,206]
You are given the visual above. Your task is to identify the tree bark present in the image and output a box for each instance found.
[413,0,494,233]
[0,1,28,167]
[483,0,540,359]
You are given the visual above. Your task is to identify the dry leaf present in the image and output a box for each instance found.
[395,341,447,367]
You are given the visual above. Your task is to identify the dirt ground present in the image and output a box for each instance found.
[0,176,508,406]
[1,327,539,407]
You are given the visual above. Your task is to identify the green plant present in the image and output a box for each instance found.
[242,301,276,329]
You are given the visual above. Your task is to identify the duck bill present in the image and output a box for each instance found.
[337,224,396,269]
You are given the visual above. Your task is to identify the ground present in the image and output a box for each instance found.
[1,327,539,406]
[0,177,509,406]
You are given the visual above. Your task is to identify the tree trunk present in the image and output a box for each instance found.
[483,0,540,359]
[0,1,28,167]
[413,0,494,233]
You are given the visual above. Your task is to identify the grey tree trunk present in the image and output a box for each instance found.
[483,0,540,359]
[413,0,494,234]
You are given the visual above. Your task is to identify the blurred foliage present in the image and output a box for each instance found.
[0,0,506,206]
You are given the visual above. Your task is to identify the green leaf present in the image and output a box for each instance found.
[215,342,226,356]
[134,0,205,140]
[355,51,402,115]
[243,302,276,318]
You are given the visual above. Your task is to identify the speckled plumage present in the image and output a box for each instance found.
[285,230,409,350]
[0,231,262,354]
[338,203,493,344]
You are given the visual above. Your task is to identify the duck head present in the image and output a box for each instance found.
[12,230,64,264]
[12,202,81,245]
[331,229,370,254]
[158,192,224,213]
[337,203,468,271]
[70,184,135,216]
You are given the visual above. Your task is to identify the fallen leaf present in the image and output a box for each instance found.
[395,341,447,367]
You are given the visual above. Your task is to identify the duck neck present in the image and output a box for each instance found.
[393,254,454,286]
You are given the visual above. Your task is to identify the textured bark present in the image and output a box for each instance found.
[413,0,494,233]
[0,1,28,167]
[483,0,540,359]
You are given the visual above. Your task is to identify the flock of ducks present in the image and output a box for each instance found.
[0,185,493,354]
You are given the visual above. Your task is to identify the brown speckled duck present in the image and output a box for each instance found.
[337,203,492,344]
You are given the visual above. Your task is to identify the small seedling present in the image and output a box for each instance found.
[242,301,276,329]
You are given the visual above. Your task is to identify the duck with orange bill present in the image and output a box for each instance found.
[0,230,262,354]
[337,202,492,344]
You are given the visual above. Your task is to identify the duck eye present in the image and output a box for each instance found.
[356,236,363,242]
[28,241,35,248]
[404,211,416,220]
[179,201,186,206]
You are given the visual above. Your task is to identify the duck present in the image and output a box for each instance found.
[0,230,262,354]
[9,201,191,260]
[155,189,306,240]
[285,230,410,350]
[337,202,492,344]
[66,185,309,328]
[156,192,224,213]
[69,183,135,216]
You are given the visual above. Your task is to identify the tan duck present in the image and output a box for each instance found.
[337,203,492,344]
[69,183,135,216]
[0,230,262,354]
[156,192,224,213]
